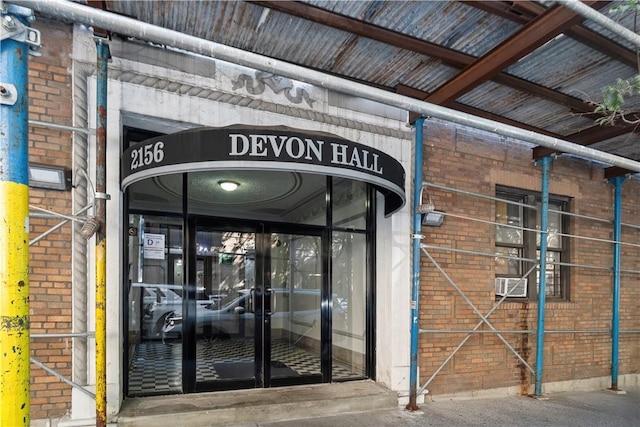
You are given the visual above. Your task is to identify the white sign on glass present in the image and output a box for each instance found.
[144,233,165,260]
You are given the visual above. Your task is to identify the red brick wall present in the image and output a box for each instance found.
[419,121,640,395]
[28,18,74,420]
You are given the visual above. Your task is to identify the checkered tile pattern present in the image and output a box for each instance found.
[128,338,362,396]
[128,342,182,395]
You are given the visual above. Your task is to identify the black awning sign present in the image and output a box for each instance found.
[121,126,406,215]
[228,133,384,175]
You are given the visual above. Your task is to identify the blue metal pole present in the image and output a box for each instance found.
[407,116,425,411]
[534,156,552,396]
[609,175,625,391]
[0,11,31,426]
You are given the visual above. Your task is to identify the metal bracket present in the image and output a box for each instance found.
[94,192,111,201]
[1,13,41,56]
[0,82,17,105]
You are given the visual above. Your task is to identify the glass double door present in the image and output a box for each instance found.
[180,219,327,391]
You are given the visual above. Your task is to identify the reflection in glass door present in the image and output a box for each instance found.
[126,214,184,396]
[126,216,370,395]
[185,224,325,390]
[268,232,323,386]
[191,227,257,388]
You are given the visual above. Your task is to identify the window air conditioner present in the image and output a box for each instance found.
[495,278,528,297]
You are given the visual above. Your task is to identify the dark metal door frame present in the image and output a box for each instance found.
[185,216,328,392]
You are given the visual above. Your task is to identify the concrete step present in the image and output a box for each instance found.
[115,380,399,427]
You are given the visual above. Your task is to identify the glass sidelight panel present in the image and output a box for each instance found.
[332,232,367,379]
[270,233,323,383]
[332,178,367,229]
[126,214,184,395]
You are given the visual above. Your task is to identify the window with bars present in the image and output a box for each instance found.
[495,187,569,300]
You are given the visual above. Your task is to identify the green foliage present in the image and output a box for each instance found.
[609,0,640,15]
[592,2,640,125]
[594,76,640,125]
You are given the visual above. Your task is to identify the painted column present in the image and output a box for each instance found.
[609,175,625,391]
[407,116,425,410]
[534,156,552,396]
[0,11,31,427]
[95,39,109,427]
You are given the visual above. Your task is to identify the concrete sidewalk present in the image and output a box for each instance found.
[112,381,639,427]
[259,387,640,427]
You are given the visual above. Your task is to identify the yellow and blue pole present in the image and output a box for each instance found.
[95,39,109,427]
[0,11,31,427]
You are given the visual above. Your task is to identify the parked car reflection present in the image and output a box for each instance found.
[162,288,346,341]
[131,283,213,339]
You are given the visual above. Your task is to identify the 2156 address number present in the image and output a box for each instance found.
[130,141,165,170]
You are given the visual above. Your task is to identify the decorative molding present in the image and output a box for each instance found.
[71,61,94,388]
[232,70,315,108]
[80,59,413,141]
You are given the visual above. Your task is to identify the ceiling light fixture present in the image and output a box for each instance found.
[219,180,240,192]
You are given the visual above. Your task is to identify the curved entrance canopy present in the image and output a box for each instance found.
[121,126,406,216]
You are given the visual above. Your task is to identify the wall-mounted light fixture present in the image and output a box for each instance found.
[421,211,445,227]
[29,163,71,190]
[417,185,445,227]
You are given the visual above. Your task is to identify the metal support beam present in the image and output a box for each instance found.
[7,0,640,173]
[31,332,94,338]
[94,39,109,427]
[533,123,638,160]
[0,7,32,426]
[28,119,92,135]
[30,357,96,400]
[422,244,537,264]
[426,2,592,104]
[407,116,424,411]
[471,1,638,68]
[557,0,640,48]
[534,156,552,396]
[609,175,625,391]
[28,204,92,246]
[260,0,598,118]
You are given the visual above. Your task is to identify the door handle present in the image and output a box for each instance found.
[249,288,256,313]
[263,287,276,315]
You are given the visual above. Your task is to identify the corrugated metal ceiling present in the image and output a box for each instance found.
[99,0,640,177]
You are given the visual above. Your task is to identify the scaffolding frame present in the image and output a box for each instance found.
[2,0,640,422]
[26,119,98,403]
[416,178,640,397]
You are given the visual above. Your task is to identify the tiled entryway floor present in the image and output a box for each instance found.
[128,338,360,395]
